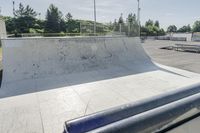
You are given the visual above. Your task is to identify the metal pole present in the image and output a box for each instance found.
[13,1,15,16]
[80,22,81,35]
[120,24,122,34]
[137,0,141,37]
[12,0,17,37]
[0,7,2,16]
[93,0,97,35]
[128,22,130,36]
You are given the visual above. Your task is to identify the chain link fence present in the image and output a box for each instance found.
[7,22,140,38]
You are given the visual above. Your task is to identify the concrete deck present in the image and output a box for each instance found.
[143,40,200,74]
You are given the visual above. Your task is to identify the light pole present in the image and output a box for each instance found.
[13,0,15,16]
[0,7,2,16]
[93,0,97,35]
[137,0,141,37]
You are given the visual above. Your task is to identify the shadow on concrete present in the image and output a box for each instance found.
[0,63,191,99]
[0,64,162,99]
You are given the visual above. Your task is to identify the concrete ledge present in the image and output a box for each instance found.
[170,37,187,41]
[146,36,187,41]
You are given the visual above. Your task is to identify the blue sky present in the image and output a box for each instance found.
[0,0,200,29]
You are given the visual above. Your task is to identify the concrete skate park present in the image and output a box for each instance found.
[1,20,200,133]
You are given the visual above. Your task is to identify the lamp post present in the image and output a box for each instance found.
[137,0,141,37]
[0,7,2,16]
[13,1,15,16]
[93,0,97,35]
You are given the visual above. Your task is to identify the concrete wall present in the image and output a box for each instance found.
[0,17,7,39]
[171,33,192,41]
[150,33,191,41]
[192,33,200,42]
[1,37,155,83]
[170,37,187,41]
[146,35,188,41]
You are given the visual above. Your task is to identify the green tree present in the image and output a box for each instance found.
[118,13,124,24]
[127,13,138,36]
[113,19,118,31]
[65,13,80,33]
[127,13,136,24]
[167,25,177,33]
[14,3,37,18]
[141,20,165,36]
[4,16,15,33]
[14,3,37,33]
[193,21,200,32]
[60,19,66,32]
[140,26,148,36]
[178,25,191,33]
[145,19,154,27]
[65,13,72,21]
[113,14,125,32]
[45,4,63,33]
[158,28,165,36]
[33,19,45,31]
[117,13,125,32]
[154,20,160,28]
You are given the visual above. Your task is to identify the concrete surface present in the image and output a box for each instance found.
[0,17,7,39]
[168,116,200,133]
[0,37,200,133]
[143,40,200,74]
[1,37,154,84]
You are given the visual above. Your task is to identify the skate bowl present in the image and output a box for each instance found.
[1,36,200,133]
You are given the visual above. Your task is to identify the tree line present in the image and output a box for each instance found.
[167,22,200,33]
[2,3,162,37]
[166,20,200,33]
[4,3,110,36]
[141,20,165,36]
[3,3,200,37]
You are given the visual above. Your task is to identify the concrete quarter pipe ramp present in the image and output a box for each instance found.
[0,37,200,133]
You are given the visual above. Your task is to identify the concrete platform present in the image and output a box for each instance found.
[0,37,200,133]
[143,40,200,74]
